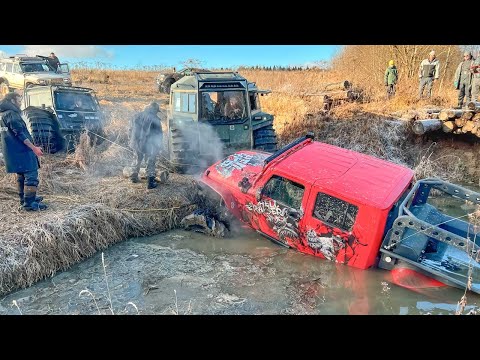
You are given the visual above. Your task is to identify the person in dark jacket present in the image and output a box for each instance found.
[454,51,474,108]
[0,92,47,211]
[128,102,163,189]
[384,60,398,99]
[48,52,60,71]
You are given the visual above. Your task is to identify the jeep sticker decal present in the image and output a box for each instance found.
[306,229,345,261]
[216,153,266,178]
[246,200,299,241]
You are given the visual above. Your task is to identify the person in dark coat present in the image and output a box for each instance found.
[48,52,60,71]
[128,102,163,189]
[0,92,47,210]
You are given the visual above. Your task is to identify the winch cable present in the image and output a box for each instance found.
[84,129,205,169]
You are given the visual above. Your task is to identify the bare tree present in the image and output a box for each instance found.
[180,58,205,69]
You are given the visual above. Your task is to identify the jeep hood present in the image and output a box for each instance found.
[202,150,270,191]
[25,73,67,81]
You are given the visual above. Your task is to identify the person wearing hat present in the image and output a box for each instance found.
[384,60,398,99]
[0,92,47,211]
[454,51,474,108]
[418,50,440,99]
[471,51,480,103]
[128,102,163,189]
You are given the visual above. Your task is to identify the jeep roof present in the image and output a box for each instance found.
[207,141,413,210]
[1,55,49,63]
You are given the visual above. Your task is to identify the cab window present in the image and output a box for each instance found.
[313,192,358,231]
[173,92,195,113]
[262,175,305,209]
[249,92,260,111]
[5,63,13,72]
[27,91,53,108]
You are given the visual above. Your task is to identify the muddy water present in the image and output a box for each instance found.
[1,223,478,315]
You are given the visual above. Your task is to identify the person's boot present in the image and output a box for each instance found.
[147,176,158,189]
[19,194,43,206]
[130,173,140,183]
[17,175,25,206]
[23,186,48,211]
[17,175,43,205]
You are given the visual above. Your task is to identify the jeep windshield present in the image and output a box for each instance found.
[54,91,98,112]
[20,63,52,73]
[199,90,248,122]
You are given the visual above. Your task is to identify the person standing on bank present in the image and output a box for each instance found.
[128,102,163,189]
[471,51,480,103]
[418,50,440,99]
[0,92,47,211]
[454,51,474,108]
[384,60,398,99]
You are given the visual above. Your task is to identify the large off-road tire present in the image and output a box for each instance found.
[253,124,277,152]
[22,107,64,154]
[169,128,191,173]
[161,78,175,94]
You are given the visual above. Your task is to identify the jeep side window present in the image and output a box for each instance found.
[262,175,305,209]
[13,64,21,74]
[313,192,358,232]
[58,64,70,74]
[5,63,13,73]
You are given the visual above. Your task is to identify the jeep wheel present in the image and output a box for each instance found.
[253,124,278,153]
[22,107,64,154]
[0,83,11,96]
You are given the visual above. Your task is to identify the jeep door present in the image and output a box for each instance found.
[302,187,360,264]
[11,64,25,88]
[249,174,311,248]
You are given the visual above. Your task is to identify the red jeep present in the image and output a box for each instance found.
[200,133,480,293]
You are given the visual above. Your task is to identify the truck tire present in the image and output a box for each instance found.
[22,107,64,154]
[161,78,175,94]
[253,124,277,153]
[169,128,190,173]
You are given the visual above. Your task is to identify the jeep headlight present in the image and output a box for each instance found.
[37,79,47,85]
[63,78,71,83]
